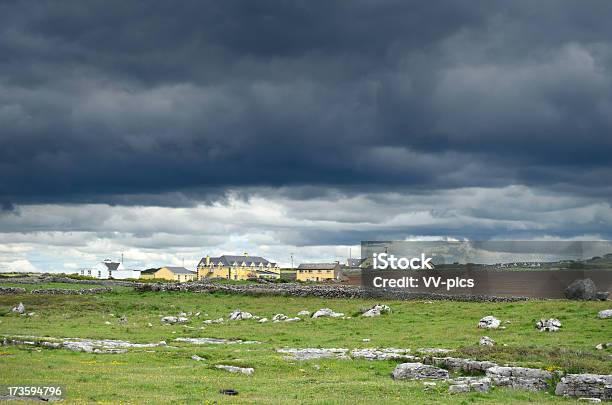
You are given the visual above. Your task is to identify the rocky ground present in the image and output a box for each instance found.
[0,280,610,403]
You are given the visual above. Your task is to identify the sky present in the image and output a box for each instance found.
[1,1,612,272]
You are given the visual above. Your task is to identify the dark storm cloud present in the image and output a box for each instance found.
[1,0,612,205]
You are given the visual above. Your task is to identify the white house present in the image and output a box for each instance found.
[79,259,141,280]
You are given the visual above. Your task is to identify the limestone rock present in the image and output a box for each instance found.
[452,377,492,392]
[258,318,268,323]
[350,348,415,361]
[3,336,164,354]
[596,292,609,301]
[449,377,491,393]
[215,365,254,375]
[416,348,454,355]
[277,348,349,360]
[448,384,470,393]
[478,316,501,329]
[297,310,310,316]
[311,308,344,318]
[229,310,253,320]
[424,357,497,374]
[479,336,495,346]
[203,317,223,324]
[392,362,449,380]
[11,302,25,314]
[486,366,553,391]
[536,318,562,332]
[555,374,612,400]
[272,314,288,322]
[597,309,612,319]
[565,278,597,300]
[362,304,391,317]
[161,316,188,324]
[161,316,176,324]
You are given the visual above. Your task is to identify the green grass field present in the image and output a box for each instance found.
[0,286,610,404]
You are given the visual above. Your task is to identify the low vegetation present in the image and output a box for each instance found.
[0,285,610,403]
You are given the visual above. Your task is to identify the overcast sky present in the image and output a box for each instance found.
[1,1,612,272]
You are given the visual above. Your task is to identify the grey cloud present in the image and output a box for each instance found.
[1,185,610,271]
[1,1,612,206]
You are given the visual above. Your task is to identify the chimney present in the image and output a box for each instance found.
[205,255,210,266]
[244,252,248,258]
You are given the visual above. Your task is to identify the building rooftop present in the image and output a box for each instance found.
[199,254,277,267]
[162,266,196,275]
[140,268,159,274]
[297,263,339,270]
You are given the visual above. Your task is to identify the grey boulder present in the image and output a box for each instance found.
[392,362,449,380]
[229,310,253,320]
[11,302,25,314]
[478,316,501,329]
[555,374,612,400]
[536,318,562,332]
[486,366,553,391]
[449,377,492,393]
[362,304,391,317]
[597,309,612,319]
[565,278,597,300]
[479,336,495,346]
[311,308,344,318]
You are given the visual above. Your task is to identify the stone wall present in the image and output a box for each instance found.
[0,286,27,294]
[0,285,112,295]
[2,275,531,301]
[134,281,530,302]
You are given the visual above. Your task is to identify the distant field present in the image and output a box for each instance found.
[0,286,610,404]
[0,281,133,292]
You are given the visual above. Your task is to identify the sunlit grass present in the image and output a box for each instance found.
[0,287,609,403]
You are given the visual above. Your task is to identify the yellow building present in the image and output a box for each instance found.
[153,266,197,282]
[197,254,280,281]
[296,263,342,282]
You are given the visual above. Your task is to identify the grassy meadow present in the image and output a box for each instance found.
[0,286,610,404]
